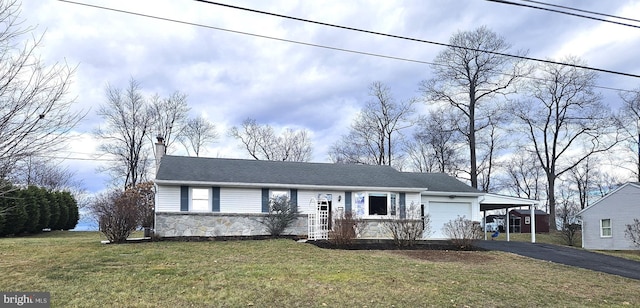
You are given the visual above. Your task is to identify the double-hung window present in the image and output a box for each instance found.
[191,188,210,212]
[600,219,612,237]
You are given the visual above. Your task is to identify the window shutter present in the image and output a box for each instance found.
[261,188,269,213]
[180,186,189,211]
[212,187,220,212]
[344,191,352,213]
[399,193,406,219]
[289,189,298,212]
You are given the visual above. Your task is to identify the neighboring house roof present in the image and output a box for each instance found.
[577,182,640,216]
[155,155,482,193]
[510,209,548,216]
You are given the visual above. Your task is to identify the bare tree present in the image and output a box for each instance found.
[625,219,640,247]
[514,56,621,230]
[555,186,581,246]
[407,109,463,174]
[330,82,414,166]
[8,156,82,191]
[499,151,547,201]
[148,91,190,154]
[421,26,527,189]
[230,118,312,162]
[619,88,640,181]
[0,0,83,184]
[476,114,507,192]
[180,115,218,157]
[95,79,153,188]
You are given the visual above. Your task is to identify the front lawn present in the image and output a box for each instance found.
[0,232,638,307]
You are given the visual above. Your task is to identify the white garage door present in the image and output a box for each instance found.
[428,202,472,239]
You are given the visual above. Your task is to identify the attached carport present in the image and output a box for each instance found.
[479,194,541,243]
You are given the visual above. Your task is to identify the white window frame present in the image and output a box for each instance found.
[600,218,612,237]
[191,188,210,212]
[366,192,397,218]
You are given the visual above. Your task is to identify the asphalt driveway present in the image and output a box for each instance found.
[475,240,640,280]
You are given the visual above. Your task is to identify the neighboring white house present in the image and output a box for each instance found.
[577,182,640,250]
[153,149,486,239]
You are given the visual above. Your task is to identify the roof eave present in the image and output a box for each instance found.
[420,191,484,197]
[154,179,425,192]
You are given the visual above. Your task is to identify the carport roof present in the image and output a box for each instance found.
[480,193,539,211]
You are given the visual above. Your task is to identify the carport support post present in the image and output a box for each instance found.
[530,204,536,243]
[483,210,487,240]
[506,207,510,241]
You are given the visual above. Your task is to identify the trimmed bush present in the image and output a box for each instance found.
[21,186,41,233]
[261,195,298,236]
[0,190,27,236]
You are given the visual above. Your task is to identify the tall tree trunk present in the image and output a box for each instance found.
[469,99,478,189]
[547,173,557,231]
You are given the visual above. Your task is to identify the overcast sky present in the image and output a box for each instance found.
[19,0,640,193]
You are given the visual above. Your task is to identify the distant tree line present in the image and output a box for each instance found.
[0,184,79,236]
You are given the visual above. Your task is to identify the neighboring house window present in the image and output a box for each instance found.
[600,219,612,237]
[191,188,209,212]
[368,193,388,215]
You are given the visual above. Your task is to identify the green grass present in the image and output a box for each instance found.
[596,250,640,262]
[1,232,639,307]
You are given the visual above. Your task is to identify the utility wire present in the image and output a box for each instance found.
[487,0,640,29]
[194,0,640,79]
[521,0,640,24]
[56,0,433,67]
[56,0,639,93]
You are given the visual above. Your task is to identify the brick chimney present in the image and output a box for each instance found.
[155,136,166,174]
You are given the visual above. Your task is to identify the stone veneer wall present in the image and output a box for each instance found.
[358,219,393,239]
[155,212,308,237]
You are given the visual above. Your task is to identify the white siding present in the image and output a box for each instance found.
[156,185,180,212]
[581,184,640,250]
[219,187,262,213]
[405,192,422,218]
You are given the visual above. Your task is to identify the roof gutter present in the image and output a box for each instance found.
[153,179,426,193]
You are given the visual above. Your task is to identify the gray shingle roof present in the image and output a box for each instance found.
[156,155,480,193]
[401,172,482,193]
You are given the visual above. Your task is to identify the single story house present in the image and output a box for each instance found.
[153,138,540,240]
[153,148,488,239]
[577,182,640,250]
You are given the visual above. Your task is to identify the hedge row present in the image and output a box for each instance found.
[0,185,79,236]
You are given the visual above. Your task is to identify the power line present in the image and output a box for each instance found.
[56,0,433,67]
[194,0,640,79]
[55,0,639,94]
[521,0,640,24]
[487,0,640,29]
